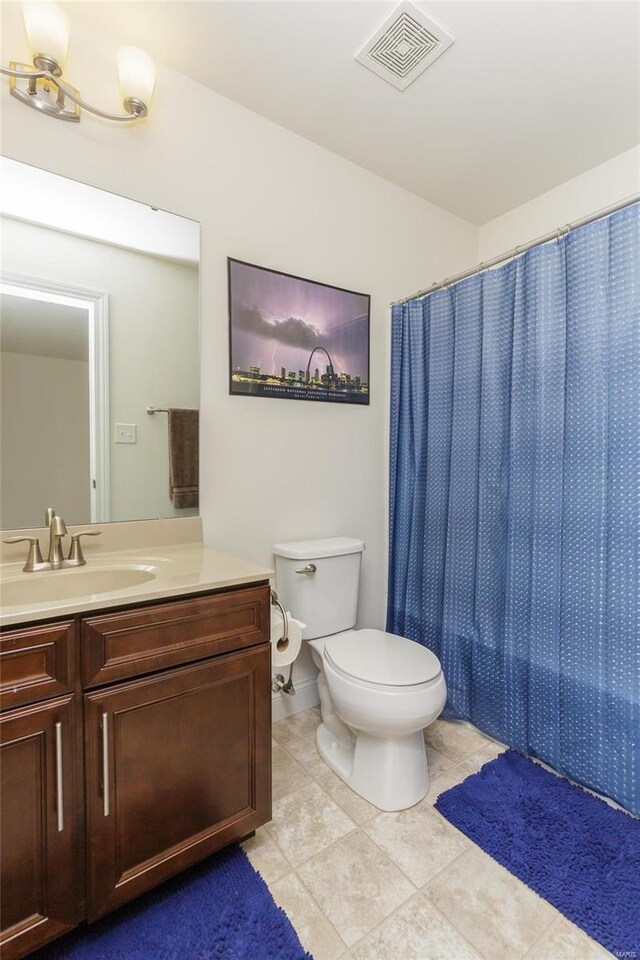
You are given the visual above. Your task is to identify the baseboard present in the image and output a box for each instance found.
[272,675,319,722]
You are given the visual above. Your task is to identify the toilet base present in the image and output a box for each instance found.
[316,721,429,811]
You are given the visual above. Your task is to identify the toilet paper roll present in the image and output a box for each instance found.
[270,608,304,668]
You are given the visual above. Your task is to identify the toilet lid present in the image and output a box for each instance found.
[324,629,441,687]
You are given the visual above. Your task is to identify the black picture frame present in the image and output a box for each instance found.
[228,258,370,405]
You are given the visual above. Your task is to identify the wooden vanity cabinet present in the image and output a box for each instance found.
[84,644,271,920]
[0,696,82,959]
[0,582,272,959]
[0,620,76,710]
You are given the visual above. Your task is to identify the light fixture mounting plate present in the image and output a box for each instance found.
[9,61,80,122]
[124,96,147,119]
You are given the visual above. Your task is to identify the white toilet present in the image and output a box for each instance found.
[273,537,447,811]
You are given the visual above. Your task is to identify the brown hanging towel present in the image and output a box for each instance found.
[167,408,199,509]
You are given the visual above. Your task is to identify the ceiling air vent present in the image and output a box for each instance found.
[355,1,454,91]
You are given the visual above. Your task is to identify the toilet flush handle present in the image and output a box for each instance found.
[295,563,317,575]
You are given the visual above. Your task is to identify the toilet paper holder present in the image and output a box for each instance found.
[270,588,296,696]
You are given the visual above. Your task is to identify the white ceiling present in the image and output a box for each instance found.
[1,293,89,361]
[68,1,639,225]
[0,158,200,265]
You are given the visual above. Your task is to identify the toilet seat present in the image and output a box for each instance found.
[323,629,441,689]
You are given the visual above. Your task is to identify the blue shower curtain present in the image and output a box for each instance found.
[387,203,639,815]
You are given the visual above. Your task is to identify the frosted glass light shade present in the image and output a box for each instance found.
[22,1,70,68]
[118,47,155,107]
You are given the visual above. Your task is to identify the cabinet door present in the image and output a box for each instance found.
[0,696,81,960]
[84,644,271,920]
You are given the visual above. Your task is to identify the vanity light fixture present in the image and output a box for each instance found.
[0,2,155,122]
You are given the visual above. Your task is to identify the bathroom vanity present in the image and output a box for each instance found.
[0,162,275,958]
[0,543,273,960]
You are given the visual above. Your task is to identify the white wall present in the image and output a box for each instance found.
[0,5,478,640]
[2,218,199,523]
[479,146,640,259]
[1,351,89,527]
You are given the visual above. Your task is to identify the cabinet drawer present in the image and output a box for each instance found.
[0,622,75,710]
[82,585,270,687]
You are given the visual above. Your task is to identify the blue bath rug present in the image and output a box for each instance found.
[435,749,640,957]
[33,844,312,960]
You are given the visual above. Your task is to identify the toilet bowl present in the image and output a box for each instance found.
[309,629,447,810]
[272,536,447,812]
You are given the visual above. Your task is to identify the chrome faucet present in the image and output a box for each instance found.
[3,507,101,572]
[2,535,51,572]
[46,507,67,568]
[65,529,102,566]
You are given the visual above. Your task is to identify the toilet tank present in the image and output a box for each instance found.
[273,537,365,640]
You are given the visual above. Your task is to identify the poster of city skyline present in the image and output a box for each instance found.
[228,258,370,405]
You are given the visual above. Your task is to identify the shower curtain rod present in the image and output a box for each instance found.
[392,192,640,306]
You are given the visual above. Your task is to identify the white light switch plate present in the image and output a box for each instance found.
[115,423,137,444]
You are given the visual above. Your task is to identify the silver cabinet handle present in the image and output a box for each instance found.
[295,563,317,575]
[101,712,110,817]
[55,721,64,832]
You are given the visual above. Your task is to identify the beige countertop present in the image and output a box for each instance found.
[0,541,274,628]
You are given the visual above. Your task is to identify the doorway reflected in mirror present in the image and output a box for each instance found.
[0,158,200,529]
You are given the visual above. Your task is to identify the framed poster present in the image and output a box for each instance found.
[228,258,370,405]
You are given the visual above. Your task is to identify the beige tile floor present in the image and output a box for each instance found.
[242,710,615,960]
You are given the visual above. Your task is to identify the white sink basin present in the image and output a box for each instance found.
[1,567,156,607]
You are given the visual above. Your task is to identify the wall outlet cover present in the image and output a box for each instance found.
[115,423,137,444]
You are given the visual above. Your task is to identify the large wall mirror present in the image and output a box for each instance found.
[0,158,200,529]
